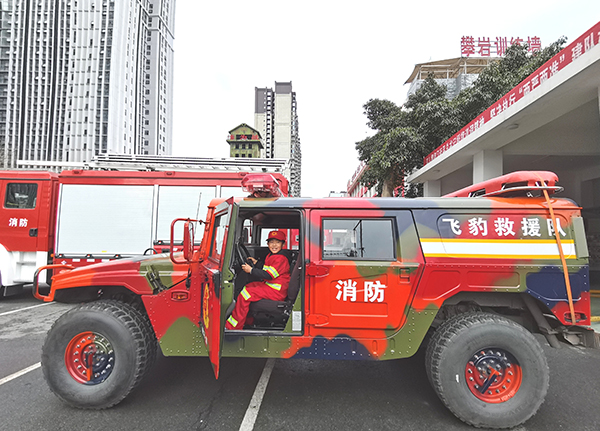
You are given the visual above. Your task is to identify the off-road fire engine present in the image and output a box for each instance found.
[35,171,596,429]
[0,169,288,297]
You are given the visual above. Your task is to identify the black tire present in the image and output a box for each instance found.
[425,312,549,429]
[42,300,154,409]
[137,306,158,376]
[126,298,158,376]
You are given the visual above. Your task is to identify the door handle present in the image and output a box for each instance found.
[29,228,38,237]
[399,268,411,281]
[306,265,329,277]
[307,314,329,325]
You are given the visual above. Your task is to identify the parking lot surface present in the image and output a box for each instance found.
[1,287,599,431]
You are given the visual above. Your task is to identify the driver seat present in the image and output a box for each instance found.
[247,250,302,328]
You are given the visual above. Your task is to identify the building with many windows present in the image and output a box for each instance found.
[0,0,175,169]
[226,123,263,159]
[254,82,301,196]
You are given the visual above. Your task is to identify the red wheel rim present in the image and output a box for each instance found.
[64,331,115,385]
[465,348,522,403]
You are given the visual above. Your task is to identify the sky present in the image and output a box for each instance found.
[172,1,600,198]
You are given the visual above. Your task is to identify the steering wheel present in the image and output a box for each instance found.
[235,241,251,267]
[143,247,158,255]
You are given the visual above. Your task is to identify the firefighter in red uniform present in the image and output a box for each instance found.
[225,230,290,330]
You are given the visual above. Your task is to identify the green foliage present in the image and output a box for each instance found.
[356,76,456,196]
[454,37,567,124]
[355,37,567,196]
[362,99,406,132]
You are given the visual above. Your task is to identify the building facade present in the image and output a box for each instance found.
[254,81,301,196]
[406,22,600,273]
[226,123,263,158]
[405,57,497,100]
[0,0,175,169]
[346,161,377,198]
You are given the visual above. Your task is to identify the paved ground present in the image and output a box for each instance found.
[592,297,600,331]
[590,281,599,332]
[1,286,599,431]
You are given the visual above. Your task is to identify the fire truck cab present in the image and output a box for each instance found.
[0,171,58,296]
[37,171,595,429]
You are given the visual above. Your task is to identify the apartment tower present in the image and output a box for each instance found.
[254,81,301,196]
[0,0,175,169]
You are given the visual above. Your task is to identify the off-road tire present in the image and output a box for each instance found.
[130,301,158,376]
[425,312,549,429]
[42,300,154,409]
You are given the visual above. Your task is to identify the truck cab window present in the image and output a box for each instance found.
[322,219,395,260]
[5,183,38,209]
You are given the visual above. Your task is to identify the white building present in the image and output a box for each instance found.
[254,82,301,196]
[0,0,175,169]
[405,57,497,100]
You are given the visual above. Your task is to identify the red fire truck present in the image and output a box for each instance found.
[0,169,288,297]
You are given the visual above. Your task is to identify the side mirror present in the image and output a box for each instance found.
[183,221,194,261]
[170,218,202,264]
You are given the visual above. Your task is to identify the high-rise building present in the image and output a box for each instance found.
[0,0,175,169]
[254,82,301,196]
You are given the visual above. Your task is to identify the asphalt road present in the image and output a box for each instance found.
[1,287,599,431]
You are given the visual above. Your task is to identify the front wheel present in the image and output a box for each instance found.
[425,312,549,429]
[42,300,154,409]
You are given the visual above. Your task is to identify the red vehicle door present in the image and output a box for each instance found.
[0,177,44,254]
[200,198,237,378]
[307,210,424,341]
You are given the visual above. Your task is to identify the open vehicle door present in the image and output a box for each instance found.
[200,198,237,378]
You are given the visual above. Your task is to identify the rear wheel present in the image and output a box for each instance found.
[425,312,549,429]
[42,300,154,409]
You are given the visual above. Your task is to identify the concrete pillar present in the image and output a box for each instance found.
[473,150,503,183]
[423,180,441,197]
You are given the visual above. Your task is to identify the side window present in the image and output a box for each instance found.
[209,213,228,261]
[5,183,38,209]
[322,219,395,260]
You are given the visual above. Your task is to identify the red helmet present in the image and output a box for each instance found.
[266,230,286,242]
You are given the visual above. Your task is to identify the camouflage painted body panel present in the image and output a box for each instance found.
[48,253,186,299]
[410,198,589,327]
[45,194,590,361]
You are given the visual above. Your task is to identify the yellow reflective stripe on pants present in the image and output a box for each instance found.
[227,315,239,327]
[240,287,251,300]
[265,282,281,291]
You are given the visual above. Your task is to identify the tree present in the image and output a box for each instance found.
[356,76,454,196]
[453,37,566,124]
[356,37,567,197]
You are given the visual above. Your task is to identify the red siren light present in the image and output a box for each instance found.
[242,173,283,198]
